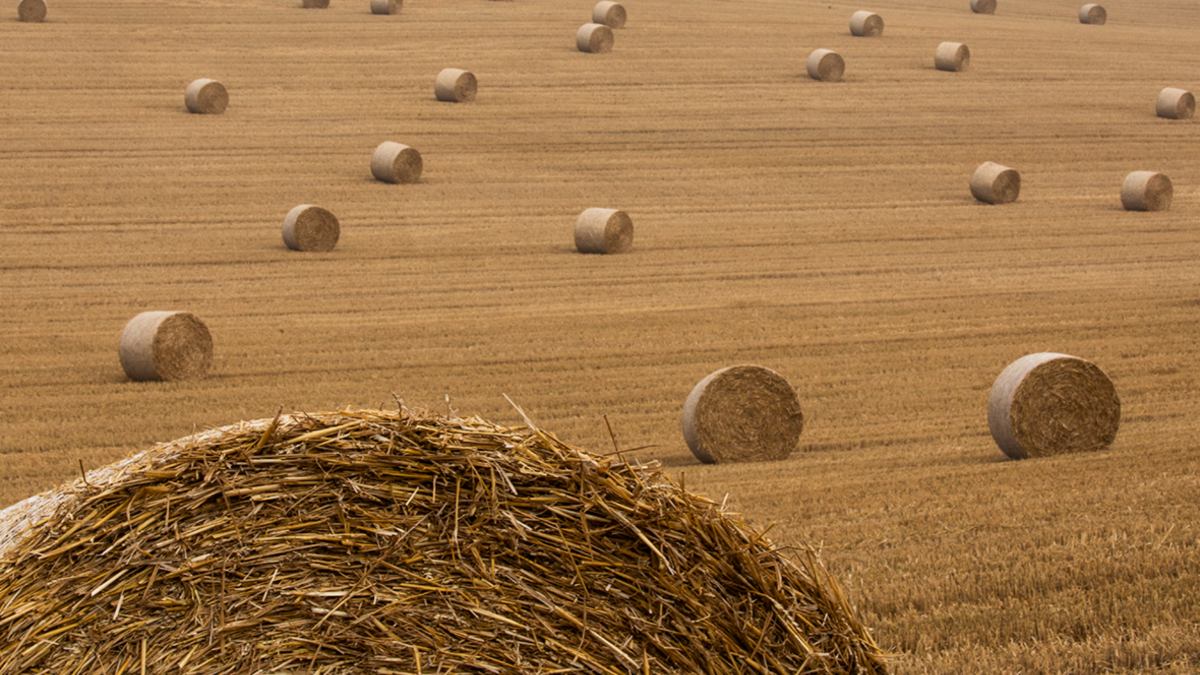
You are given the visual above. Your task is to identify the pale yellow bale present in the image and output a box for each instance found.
[119,311,213,382]
[1156,88,1195,120]
[574,208,633,254]
[302,0,329,7]
[576,23,614,53]
[682,365,804,464]
[935,42,969,72]
[435,68,477,103]
[371,141,423,184]
[370,0,400,14]
[970,162,1020,205]
[1078,4,1106,24]
[970,0,995,14]
[17,0,46,22]
[184,79,228,115]
[1121,171,1172,212]
[849,11,883,37]
[806,49,845,82]
[592,1,626,28]
[282,205,340,252]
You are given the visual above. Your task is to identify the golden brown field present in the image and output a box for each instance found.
[2,0,1199,671]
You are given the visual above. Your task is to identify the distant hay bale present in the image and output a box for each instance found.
[282,205,340,252]
[17,0,45,22]
[970,162,1020,204]
[987,353,1120,460]
[184,78,228,114]
[849,11,883,37]
[935,42,970,72]
[592,1,625,28]
[970,0,995,14]
[576,23,614,53]
[681,365,804,464]
[302,0,328,7]
[1078,3,1106,24]
[574,208,633,254]
[119,311,213,382]
[370,0,400,14]
[371,141,423,184]
[1121,171,1173,212]
[435,68,477,102]
[806,49,845,82]
[1156,87,1195,120]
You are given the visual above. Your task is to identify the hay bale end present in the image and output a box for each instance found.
[435,68,477,102]
[935,42,970,72]
[17,0,46,22]
[1121,171,1172,211]
[371,141,423,184]
[849,11,883,37]
[682,365,804,464]
[184,79,228,114]
[592,1,625,28]
[118,311,213,382]
[970,162,1020,204]
[970,0,996,14]
[806,49,845,82]
[574,208,633,254]
[370,0,400,14]
[1156,88,1195,120]
[1078,4,1106,24]
[282,205,340,252]
[576,23,614,53]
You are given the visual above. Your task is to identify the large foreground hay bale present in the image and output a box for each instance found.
[17,0,45,22]
[574,207,633,254]
[807,48,845,82]
[592,0,625,28]
[849,10,883,37]
[987,353,1120,460]
[970,0,995,14]
[1078,3,1106,24]
[682,365,804,464]
[435,68,477,102]
[935,42,970,72]
[282,204,340,252]
[301,0,328,7]
[0,407,890,674]
[370,0,400,14]
[576,22,614,53]
[184,78,228,114]
[118,311,212,382]
[970,161,1020,204]
[1156,87,1195,120]
[371,141,422,184]
[1121,171,1172,211]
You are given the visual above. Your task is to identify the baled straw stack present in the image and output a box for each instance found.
[370,0,400,14]
[0,406,890,675]
[17,0,45,22]
[184,79,228,115]
[576,22,614,53]
[807,49,845,82]
[935,42,970,72]
[1078,3,1106,24]
[682,365,805,464]
[118,311,212,382]
[970,0,995,14]
[301,0,328,7]
[1121,171,1173,212]
[1156,87,1195,120]
[970,162,1020,204]
[574,207,633,254]
[987,353,1120,460]
[434,68,477,102]
[282,204,340,252]
[592,0,626,28]
[371,141,423,184]
[850,11,883,37]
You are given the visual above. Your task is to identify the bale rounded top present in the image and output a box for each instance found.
[371,141,423,184]
[435,68,477,102]
[576,23,614,53]
[118,311,213,382]
[1156,87,1195,120]
[282,204,340,252]
[682,365,804,464]
[592,1,625,28]
[17,0,46,22]
[184,78,228,114]
[1078,3,1106,24]
[970,0,996,14]
[806,48,845,82]
[1121,171,1172,212]
[849,11,883,37]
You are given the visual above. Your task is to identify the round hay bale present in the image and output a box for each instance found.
[370,0,400,14]
[970,162,1020,204]
[970,0,995,14]
[1121,171,1172,212]
[681,365,804,464]
[849,11,883,37]
[574,208,633,254]
[371,141,423,184]
[1156,87,1195,120]
[1078,3,1106,24]
[282,204,340,252]
[592,1,625,28]
[806,49,845,82]
[17,0,46,22]
[576,23,614,53]
[184,79,228,115]
[301,0,328,7]
[935,42,970,72]
[434,68,477,103]
[987,353,1120,460]
[118,311,213,382]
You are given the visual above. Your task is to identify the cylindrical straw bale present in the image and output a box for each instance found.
[17,0,46,22]
[282,205,340,252]
[682,365,804,464]
[184,79,228,115]
[371,142,423,184]
[1156,88,1195,120]
[592,1,625,28]
[435,68,477,103]
[806,49,845,82]
[302,0,329,7]
[970,0,995,14]
[119,311,213,382]
[574,208,633,254]
[970,162,1020,205]
[1078,4,1106,24]
[1121,171,1172,212]
[370,0,400,14]
[576,23,614,53]
[849,11,883,37]
[935,42,970,72]
[987,353,1120,460]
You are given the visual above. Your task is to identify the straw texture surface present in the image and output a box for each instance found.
[369,0,400,15]
[1156,87,1194,120]
[1121,171,1172,212]
[371,141,423,184]
[849,11,883,37]
[435,68,477,103]
[282,205,340,252]
[301,0,329,7]
[118,311,213,382]
[1078,4,1106,24]
[987,353,1120,460]
[970,162,1020,204]
[681,365,804,464]
[0,407,888,675]
[935,42,969,72]
[184,79,228,115]
[592,1,626,28]
[576,23,614,53]
[806,49,845,82]
[574,208,633,254]
[17,0,45,22]
[970,0,995,14]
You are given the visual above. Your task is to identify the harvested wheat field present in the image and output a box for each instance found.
[1,0,1198,673]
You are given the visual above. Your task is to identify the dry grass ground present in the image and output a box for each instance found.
[1,0,1199,672]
